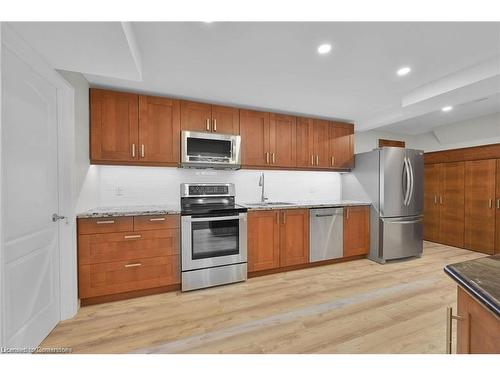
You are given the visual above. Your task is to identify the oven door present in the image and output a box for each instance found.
[181,213,247,271]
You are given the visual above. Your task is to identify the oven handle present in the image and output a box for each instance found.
[186,215,243,222]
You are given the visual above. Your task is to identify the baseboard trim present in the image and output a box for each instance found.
[80,284,181,306]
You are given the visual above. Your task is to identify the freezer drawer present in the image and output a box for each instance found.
[379,216,423,261]
[310,208,343,262]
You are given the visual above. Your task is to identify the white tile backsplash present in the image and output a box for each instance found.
[79,165,342,210]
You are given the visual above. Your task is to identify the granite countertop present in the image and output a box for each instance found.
[77,204,181,218]
[238,200,371,210]
[444,255,500,317]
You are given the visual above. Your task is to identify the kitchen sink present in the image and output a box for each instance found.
[245,201,294,206]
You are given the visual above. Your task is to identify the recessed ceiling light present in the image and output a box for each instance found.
[441,106,453,112]
[397,67,411,76]
[317,43,332,55]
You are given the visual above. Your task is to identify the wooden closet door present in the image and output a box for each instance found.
[248,210,280,272]
[138,96,180,164]
[180,101,212,132]
[90,89,138,162]
[465,160,496,254]
[296,117,314,168]
[269,114,296,168]
[439,162,465,248]
[496,159,500,254]
[424,164,441,242]
[240,109,270,167]
[312,119,330,168]
[329,122,354,169]
[211,105,239,135]
[280,209,309,267]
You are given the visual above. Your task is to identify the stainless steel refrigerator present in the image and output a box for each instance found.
[343,147,424,263]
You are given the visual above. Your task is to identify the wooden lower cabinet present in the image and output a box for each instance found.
[77,214,180,304]
[456,286,500,354]
[343,206,370,257]
[424,163,441,242]
[247,209,309,272]
[496,159,500,254]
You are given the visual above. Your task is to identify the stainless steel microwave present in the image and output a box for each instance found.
[181,131,241,169]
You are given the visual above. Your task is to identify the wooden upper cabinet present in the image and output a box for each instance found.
[464,159,496,254]
[240,109,270,167]
[343,206,370,257]
[496,160,500,254]
[439,162,465,248]
[296,117,314,168]
[312,119,330,168]
[138,96,180,164]
[329,122,354,169]
[211,105,240,135]
[181,101,239,134]
[90,89,138,162]
[247,210,280,272]
[424,163,441,243]
[269,114,296,168]
[180,101,212,132]
[280,209,309,267]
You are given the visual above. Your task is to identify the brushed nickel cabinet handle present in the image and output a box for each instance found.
[149,217,166,222]
[272,152,275,164]
[434,195,437,204]
[446,307,463,354]
[266,152,270,164]
[282,211,286,224]
[311,155,314,166]
[440,196,443,205]
[141,144,145,158]
[213,119,217,132]
[125,263,142,268]
[132,144,136,158]
[497,199,500,209]
[316,155,319,166]
[96,220,115,225]
[124,234,142,239]
[206,118,210,131]
[331,156,335,166]
[276,211,279,224]
[489,199,493,209]
[346,208,349,220]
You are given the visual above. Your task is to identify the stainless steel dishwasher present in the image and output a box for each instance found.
[310,207,344,262]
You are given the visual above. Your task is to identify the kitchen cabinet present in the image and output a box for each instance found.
[464,159,496,254]
[248,209,309,272]
[240,109,270,167]
[496,159,500,254]
[180,101,239,134]
[90,89,139,163]
[312,119,330,168]
[269,113,297,168]
[90,89,180,166]
[77,214,181,305]
[296,117,315,168]
[456,286,500,353]
[329,122,354,169]
[343,206,370,257]
[424,162,466,248]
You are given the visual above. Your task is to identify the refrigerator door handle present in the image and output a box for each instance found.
[407,156,414,206]
[403,157,411,206]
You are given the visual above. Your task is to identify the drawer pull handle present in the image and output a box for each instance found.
[124,234,142,239]
[446,306,463,354]
[149,218,166,222]
[96,220,115,224]
[125,263,142,268]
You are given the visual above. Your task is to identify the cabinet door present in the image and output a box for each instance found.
[296,117,314,168]
[465,160,496,254]
[240,109,270,167]
[312,119,330,168]
[439,162,465,248]
[211,105,239,135]
[280,209,309,267]
[329,122,354,169]
[180,101,212,132]
[90,89,138,162]
[138,96,180,164]
[269,113,296,168]
[496,160,500,254]
[247,210,280,272]
[424,164,441,242]
[344,206,370,257]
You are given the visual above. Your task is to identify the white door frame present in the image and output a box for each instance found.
[0,23,78,347]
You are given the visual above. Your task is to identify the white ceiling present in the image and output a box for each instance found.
[8,22,500,134]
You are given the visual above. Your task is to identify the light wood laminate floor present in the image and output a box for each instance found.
[41,242,483,353]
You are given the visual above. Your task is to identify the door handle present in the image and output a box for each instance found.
[52,213,66,222]
[403,157,411,206]
[206,118,210,131]
[96,220,115,224]
[407,156,414,205]
[149,217,166,222]
[125,263,143,268]
[446,307,463,354]
[213,119,217,132]
[124,234,142,240]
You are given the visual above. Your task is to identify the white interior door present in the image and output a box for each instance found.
[2,46,61,348]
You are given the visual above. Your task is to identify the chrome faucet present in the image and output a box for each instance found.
[259,173,268,203]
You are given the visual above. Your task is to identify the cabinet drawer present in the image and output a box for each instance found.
[79,229,179,265]
[133,214,180,231]
[79,255,180,298]
[78,217,133,235]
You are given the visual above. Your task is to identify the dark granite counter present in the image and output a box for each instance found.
[444,255,500,317]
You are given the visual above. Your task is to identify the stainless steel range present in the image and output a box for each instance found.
[180,183,248,291]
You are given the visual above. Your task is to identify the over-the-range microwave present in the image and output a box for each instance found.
[181,130,241,169]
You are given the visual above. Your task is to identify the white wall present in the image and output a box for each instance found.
[79,166,342,211]
[354,129,419,154]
